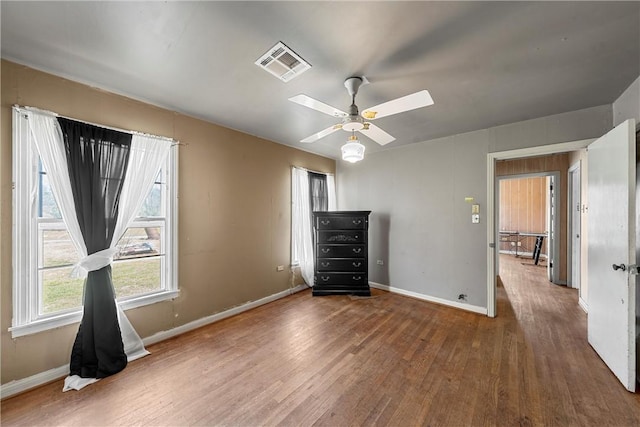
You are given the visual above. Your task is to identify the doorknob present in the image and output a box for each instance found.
[612,263,626,272]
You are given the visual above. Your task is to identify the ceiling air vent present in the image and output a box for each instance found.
[255,42,311,82]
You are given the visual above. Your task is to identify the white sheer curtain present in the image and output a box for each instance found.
[112,134,171,241]
[26,108,172,390]
[291,167,336,286]
[292,168,314,286]
[112,134,172,362]
[26,111,87,266]
[327,174,337,211]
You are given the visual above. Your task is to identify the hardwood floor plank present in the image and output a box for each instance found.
[3,256,640,426]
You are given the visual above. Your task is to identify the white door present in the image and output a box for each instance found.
[587,119,637,392]
[570,165,581,290]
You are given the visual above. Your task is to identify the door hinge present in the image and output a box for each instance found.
[550,262,553,268]
[629,264,639,275]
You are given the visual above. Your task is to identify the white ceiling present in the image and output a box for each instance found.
[2,1,638,159]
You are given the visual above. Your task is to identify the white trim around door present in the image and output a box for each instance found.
[486,138,594,317]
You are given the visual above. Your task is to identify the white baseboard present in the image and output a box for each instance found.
[143,284,307,346]
[578,297,588,313]
[0,284,308,400]
[0,365,69,400]
[369,282,487,315]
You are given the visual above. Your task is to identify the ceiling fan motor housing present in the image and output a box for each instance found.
[344,76,364,97]
[342,79,365,131]
[342,115,364,131]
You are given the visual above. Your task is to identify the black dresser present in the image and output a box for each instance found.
[312,211,371,296]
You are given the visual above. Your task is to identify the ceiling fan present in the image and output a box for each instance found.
[289,76,434,146]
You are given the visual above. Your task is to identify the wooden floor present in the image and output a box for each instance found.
[3,255,640,426]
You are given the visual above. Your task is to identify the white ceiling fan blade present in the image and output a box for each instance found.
[300,124,342,143]
[289,94,347,118]
[358,123,395,146]
[361,90,434,120]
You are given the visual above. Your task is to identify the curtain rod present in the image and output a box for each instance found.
[291,165,335,176]
[13,105,186,147]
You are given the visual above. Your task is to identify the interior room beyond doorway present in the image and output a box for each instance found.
[496,153,570,287]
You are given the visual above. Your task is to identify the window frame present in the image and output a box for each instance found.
[290,167,336,267]
[11,108,179,338]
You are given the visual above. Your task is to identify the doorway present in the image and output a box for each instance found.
[497,172,559,283]
[486,139,594,317]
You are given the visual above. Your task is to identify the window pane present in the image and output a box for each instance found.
[113,257,162,299]
[137,170,164,217]
[113,226,163,299]
[115,227,162,260]
[39,173,62,219]
[41,229,79,268]
[41,267,84,315]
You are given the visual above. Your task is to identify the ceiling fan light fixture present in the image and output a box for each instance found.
[341,135,365,163]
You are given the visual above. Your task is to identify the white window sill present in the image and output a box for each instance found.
[9,289,180,339]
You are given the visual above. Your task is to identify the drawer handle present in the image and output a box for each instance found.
[321,262,330,267]
[321,276,330,282]
[321,220,330,225]
[352,262,362,267]
[352,219,362,225]
[321,248,331,254]
[352,248,362,254]
[352,276,362,281]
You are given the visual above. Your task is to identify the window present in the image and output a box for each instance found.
[11,109,178,338]
[290,167,335,281]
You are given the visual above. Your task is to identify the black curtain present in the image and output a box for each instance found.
[308,172,328,212]
[58,117,132,379]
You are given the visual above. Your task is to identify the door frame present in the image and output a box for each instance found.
[568,161,582,292]
[547,173,561,283]
[486,138,594,317]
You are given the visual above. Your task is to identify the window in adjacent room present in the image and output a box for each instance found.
[11,108,179,337]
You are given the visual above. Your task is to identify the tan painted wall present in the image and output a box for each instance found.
[496,153,569,282]
[1,60,335,383]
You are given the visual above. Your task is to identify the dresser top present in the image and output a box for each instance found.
[312,210,371,216]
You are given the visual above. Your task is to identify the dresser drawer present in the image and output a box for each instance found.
[316,216,367,230]
[312,284,371,296]
[316,258,366,272]
[317,230,365,244]
[317,244,366,258]
[314,272,368,286]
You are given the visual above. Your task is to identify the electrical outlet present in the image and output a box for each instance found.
[517,242,522,247]
[276,265,284,272]
[376,260,384,265]
[458,294,467,301]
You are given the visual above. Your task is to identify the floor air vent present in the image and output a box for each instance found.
[255,42,311,82]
